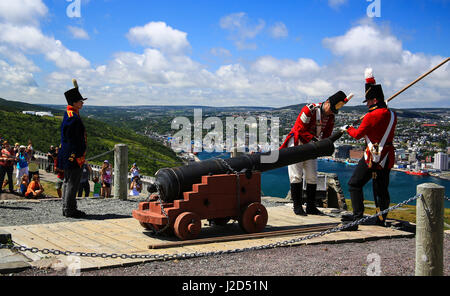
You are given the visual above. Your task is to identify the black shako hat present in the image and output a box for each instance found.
[363,68,384,103]
[64,87,87,105]
[364,84,384,103]
[327,91,347,114]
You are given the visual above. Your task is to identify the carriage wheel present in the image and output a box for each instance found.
[239,202,268,233]
[174,212,202,240]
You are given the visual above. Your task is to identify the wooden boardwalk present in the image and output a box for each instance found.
[0,205,414,271]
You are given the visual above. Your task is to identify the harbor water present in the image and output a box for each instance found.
[197,152,450,208]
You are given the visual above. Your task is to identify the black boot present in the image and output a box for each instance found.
[290,183,306,216]
[305,183,324,215]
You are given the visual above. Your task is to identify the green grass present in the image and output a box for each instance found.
[344,199,450,230]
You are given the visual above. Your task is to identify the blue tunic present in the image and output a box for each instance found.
[58,107,86,170]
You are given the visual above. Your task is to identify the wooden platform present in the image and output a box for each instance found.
[0,205,414,271]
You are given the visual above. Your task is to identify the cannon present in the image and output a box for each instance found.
[132,132,342,240]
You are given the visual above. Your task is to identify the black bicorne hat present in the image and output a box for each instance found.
[64,87,87,105]
[328,91,347,114]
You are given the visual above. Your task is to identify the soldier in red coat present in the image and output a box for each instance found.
[280,91,348,216]
[341,69,397,230]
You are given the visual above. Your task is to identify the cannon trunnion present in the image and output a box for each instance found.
[132,133,340,240]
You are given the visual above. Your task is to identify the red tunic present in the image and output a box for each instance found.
[347,106,397,169]
[280,103,335,149]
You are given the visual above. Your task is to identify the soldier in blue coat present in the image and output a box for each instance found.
[59,83,88,218]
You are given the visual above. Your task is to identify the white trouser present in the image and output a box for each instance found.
[16,167,29,186]
[287,137,317,184]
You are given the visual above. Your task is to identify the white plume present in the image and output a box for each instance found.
[365,68,373,79]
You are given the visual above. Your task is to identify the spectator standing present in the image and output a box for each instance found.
[0,141,16,194]
[92,177,101,198]
[54,147,64,199]
[130,163,140,179]
[28,155,40,181]
[78,161,92,198]
[101,160,112,198]
[25,174,44,199]
[46,145,56,172]
[129,176,142,196]
[13,143,20,155]
[15,145,29,187]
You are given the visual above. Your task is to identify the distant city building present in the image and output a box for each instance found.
[409,152,417,162]
[22,111,53,117]
[433,152,448,171]
[349,150,364,160]
[334,145,352,159]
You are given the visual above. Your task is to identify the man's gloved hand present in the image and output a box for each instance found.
[340,125,350,132]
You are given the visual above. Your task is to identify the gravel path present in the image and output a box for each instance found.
[1,197,448,276]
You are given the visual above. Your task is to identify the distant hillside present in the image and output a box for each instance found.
[0,97,62,115]
[0,99,182,175]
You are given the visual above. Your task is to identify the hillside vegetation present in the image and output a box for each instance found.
[0,107,182,176]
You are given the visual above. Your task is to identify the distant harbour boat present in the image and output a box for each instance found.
[405,170,429,176]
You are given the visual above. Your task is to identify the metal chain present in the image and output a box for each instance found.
[0,194,422,263]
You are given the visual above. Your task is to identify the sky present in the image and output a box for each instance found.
[0,0,449,108]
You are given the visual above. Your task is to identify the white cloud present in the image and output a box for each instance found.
[0,23,90,69]
[68,26,90,40]
[126,22,190,54]
[323,22,403,62]
[220,12,265,50]
[268,22,288,39]
[0,0,47,26]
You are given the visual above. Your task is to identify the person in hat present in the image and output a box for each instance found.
[100,160,112,198]
[0,141,17,194]
[58,81,88,218]
[280,91,349,216]
[340,68,397,230]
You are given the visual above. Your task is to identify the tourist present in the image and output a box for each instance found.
[15,145,29,188]
[46,145,56,172]
[54,147,64,199]
[59,82,88,218]
[279,91,349,216]
[92,177,101,198]
[130,163,140,179]
[28,155,40,181]
[0,141,16,194]
[20,175,29,196]
[25,174,44,199]
[129,175,142,197]
[101,160,112,198]
[78,161,92,198]
[341,68,397,230]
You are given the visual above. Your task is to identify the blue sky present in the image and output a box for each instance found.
[0,0,449,107]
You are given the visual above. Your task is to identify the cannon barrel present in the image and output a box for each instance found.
[154,132,343,202]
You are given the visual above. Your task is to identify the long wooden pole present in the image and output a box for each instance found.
[352,57,449,125]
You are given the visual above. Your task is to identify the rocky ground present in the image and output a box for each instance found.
[1,195,448,277]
